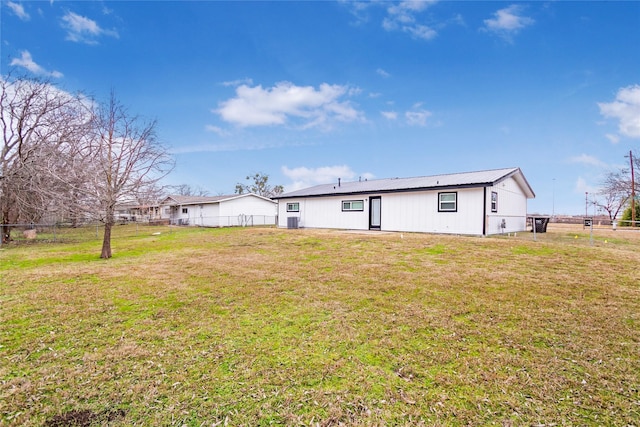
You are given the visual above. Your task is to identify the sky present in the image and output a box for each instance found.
[2,0,639,215]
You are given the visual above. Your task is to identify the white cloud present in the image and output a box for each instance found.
[61,11,119,44]
[6,1,30,21]
[171,141,279,154]
[405,109,432,126]
[569,154,607,168]
[383,0,438,41]
[605,133,620,144]
[598,84,640,139]
[575,177,599,196]
[482,5,534,39]
[215,81,364,129]
[221,78,253,87]
[282,165,374,192]
[376,68,391,78]
[10,51,63,78]
[339,0,374,26]
[381,111,398,120]
[204,125,230,137]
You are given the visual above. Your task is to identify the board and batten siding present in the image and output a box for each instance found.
[382,188,485,235]
[279,189,486,234]
[278,177,529,235]
[485,175,529,234]
[279,197,368,230]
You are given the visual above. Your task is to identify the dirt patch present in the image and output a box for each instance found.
[44,408,126,426]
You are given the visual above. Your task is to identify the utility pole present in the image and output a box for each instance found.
[630,150,636,227]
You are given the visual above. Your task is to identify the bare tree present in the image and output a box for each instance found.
[1,75,88,242]
[596,149,640,223]
[235,172,283,198]
[168,183,210,197]
[83,91,173,258]
[596,169,631,221]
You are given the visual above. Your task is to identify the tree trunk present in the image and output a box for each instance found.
[100,221,112,259]
[1,223,11,244]
[101,206,114,259]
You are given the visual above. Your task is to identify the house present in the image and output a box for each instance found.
[159,193,277,227]
[272,167,535,236]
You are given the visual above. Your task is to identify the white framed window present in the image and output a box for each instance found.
[491,191,498,212]
[438,192,457,212]
[342,200,364,211]
[286,202,299,212]
[182,208,188,214]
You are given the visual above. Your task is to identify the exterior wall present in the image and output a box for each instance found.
[219,196,277,218]
[185,196,276,227]
[382,188,484,235]
[485,176,529,234]
[188,203,220,227]
[279,197,369,230]
[279,188,485,235]
[278,182,529,235]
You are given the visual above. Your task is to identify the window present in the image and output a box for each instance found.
[438,192,457,212]
[182,208,188,214]
[491,191,498,212]
[342,200,364,211]
[286,202,299,212]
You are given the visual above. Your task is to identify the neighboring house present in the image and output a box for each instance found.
[114,203,162,222]
[114,204,138,222]
[272,167,535,236]
[159,194,277,227]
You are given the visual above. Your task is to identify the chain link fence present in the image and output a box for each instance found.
[0,216,277,247]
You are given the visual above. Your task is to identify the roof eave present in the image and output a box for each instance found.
[273,182,498,200]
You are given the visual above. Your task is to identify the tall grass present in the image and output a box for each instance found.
[1,225,638,425]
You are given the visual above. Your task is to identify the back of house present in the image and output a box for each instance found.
[272,167,535,236]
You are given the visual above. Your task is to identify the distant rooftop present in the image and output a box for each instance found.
[161,193,275,206]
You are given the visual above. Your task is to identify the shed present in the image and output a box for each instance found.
[272,167,535,236]
[159,193,277,227]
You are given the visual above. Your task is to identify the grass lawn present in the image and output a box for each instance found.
[1,225,639,426]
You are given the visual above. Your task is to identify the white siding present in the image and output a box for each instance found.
[170,195,276,227]
[485,176,528,234]
[219,196,276,218]
[195,204,220,227]
[278,182,529,235]
[278,189,486,235]
[278,197,369,230]
[382,188,484,235]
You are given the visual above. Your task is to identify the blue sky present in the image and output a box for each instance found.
[2,1,639,215]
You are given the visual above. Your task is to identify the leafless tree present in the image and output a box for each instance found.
[597,149,640,222]
[169,183,210,197]
[1,75,89,242]
[82,91,173,258]
[596,170,630,221]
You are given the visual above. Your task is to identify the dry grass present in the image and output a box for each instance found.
[1,225,639,426]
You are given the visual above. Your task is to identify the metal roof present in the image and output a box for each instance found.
[274,167,535,199]
[161,193,275,206]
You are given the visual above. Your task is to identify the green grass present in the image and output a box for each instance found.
[1,225,639,426]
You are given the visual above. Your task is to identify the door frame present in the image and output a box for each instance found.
[369,196,381,230]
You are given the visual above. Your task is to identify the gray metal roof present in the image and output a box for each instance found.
[161,193,275,206]
[274,167,535,199]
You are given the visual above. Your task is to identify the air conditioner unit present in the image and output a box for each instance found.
[287,217,299,229]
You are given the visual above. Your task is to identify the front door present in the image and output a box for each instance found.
[369,197,381,230]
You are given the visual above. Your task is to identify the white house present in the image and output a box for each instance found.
[273,167,535,236]
[159,194,277,227]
